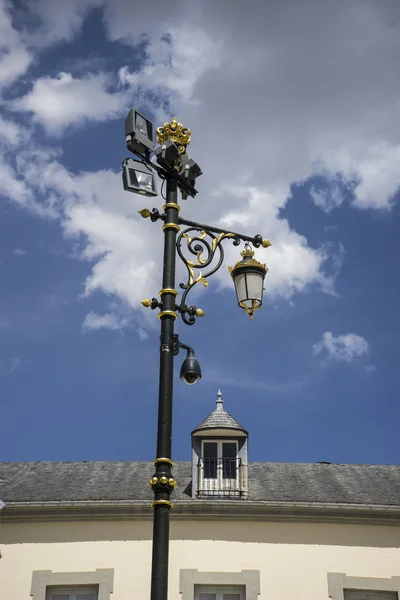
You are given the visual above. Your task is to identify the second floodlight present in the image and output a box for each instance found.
[122,158,158,197]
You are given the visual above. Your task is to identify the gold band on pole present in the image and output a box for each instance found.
[158,310,178,320]
[151,500,174,509]
[162,203,181,212]
[159,288,178,297]
[161,223,180,233]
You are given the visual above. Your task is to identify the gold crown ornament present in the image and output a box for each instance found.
[156,117,191,153]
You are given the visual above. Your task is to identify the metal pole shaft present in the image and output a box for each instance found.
[150,177,179,600]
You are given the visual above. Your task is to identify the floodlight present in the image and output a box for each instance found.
[125,109,155,156]
[122,158,158,197]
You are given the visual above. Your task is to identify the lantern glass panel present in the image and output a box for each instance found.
[246,271,264,302]
[234,273,248,305]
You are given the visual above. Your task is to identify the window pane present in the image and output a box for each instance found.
[199,595,217,600]
[51,596,70,600]
[203,443,217,479]
[222,443,236,458]
[222,443,237,479]
[204,458,217,479]
[223,595,241,600]
[204,442,217,458]
[77,595,97,600]
[222,459,236,479]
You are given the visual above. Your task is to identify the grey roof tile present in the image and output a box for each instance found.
[1,461,399,507]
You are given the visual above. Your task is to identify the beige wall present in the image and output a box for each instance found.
[1,519,400,599]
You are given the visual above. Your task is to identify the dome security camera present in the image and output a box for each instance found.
[180,349,202,386]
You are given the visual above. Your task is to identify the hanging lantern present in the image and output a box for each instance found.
[228,245,268,320]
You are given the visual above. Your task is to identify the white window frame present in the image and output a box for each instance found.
[328,574,400,600]
[201,440,238,491]
[46,586,98,600]
[195,585,244,600]
[31,570,114,600]
[180,569,260,600]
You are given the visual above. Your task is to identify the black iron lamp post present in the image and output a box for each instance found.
[122,109,271,600]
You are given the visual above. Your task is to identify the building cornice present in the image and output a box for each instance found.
[2,499,400,525]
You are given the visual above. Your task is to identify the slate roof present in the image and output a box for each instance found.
[192,391,247,434]
[1,461,400,507]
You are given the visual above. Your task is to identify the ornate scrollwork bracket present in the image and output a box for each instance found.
[176,218,271,325]
[139,212,271,326]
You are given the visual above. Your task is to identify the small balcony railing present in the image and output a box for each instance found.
[196,457,247,498]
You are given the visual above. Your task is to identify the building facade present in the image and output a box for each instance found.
[1,393,400,600]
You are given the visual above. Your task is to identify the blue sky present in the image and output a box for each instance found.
[0,0,399,466]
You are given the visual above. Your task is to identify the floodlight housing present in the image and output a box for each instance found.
[154,139,181,169]
[122,158,158,197]
[125,109,155,156]
[181,158,202,182]
[177,155,203,199]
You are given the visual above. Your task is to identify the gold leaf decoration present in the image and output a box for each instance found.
[141,298,152,307]
[182,232,192,245]
[262,239,272,248]
[211,232,235,253]
[195,272,208,287]
[138,209,151,219]
[195,308,205,317]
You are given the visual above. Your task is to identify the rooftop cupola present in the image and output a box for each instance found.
[191,390,248,498]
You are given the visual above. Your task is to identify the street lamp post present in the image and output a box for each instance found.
[122,110,271,600]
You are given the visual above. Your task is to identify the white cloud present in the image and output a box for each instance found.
[82,311,129,331]
[213,183,335,299]
[310,185,345,213]
[0,149,60,218]
[13,248,26,256]
[0,0,33,87]
[23,0,105,46]
[313,331,370,363]
[118,26,222,104]
[0,159,32,206]
[0,117,21,146]
[12,72,129,134]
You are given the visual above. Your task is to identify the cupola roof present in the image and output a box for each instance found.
[192,390,248,436]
